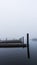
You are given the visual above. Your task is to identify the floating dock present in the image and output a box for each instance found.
[0,43,27,48]
[0,33,30,58]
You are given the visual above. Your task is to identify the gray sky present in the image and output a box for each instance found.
[0,0,37,39]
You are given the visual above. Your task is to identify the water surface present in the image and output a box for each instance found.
[0,40,37,65]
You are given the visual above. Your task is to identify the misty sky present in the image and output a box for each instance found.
[0,0,37,39]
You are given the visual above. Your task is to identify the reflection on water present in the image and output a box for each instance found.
[0,40,37,65]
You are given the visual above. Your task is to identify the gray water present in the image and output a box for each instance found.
[0,40,37,65]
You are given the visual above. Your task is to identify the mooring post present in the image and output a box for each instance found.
[27,33,30,58]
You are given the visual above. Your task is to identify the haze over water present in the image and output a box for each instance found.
[0,0,37,65]
[0,0,37,39]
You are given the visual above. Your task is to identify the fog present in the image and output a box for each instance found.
[0,0,37,39]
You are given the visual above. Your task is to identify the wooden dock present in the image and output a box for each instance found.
[0,43,27,48]
[0,33,30,58]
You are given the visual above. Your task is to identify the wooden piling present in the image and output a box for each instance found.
[27,33,30,58]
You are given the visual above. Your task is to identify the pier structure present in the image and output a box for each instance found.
[0,33,30,58]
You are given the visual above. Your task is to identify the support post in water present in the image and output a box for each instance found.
[27,33,30,58]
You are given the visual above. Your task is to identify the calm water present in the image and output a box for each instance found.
[0,40,37,65]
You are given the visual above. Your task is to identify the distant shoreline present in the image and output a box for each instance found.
[32,38,37,41]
